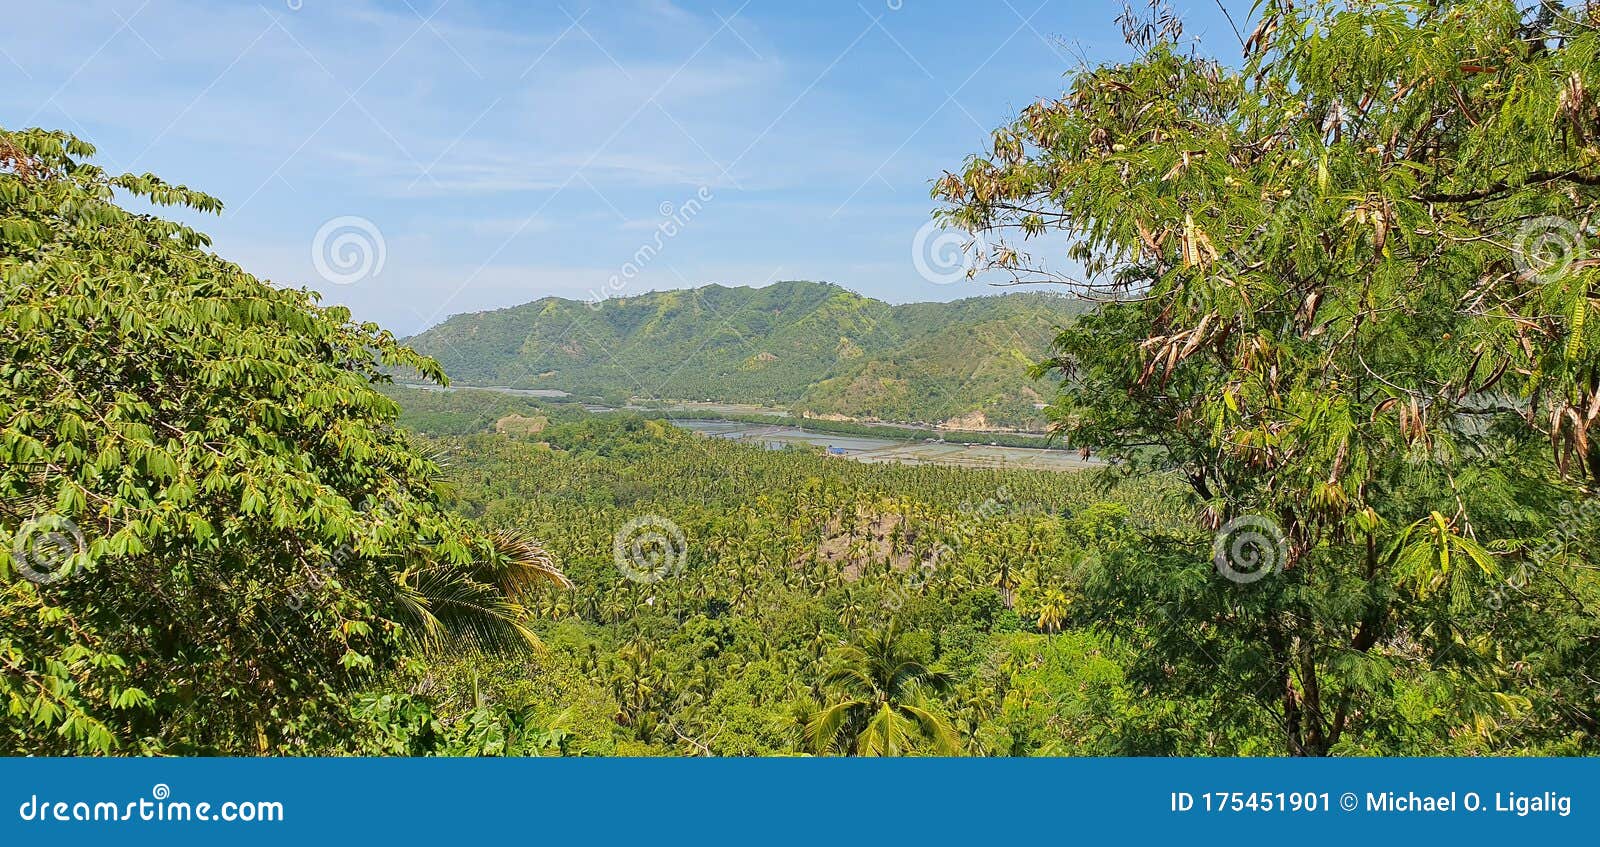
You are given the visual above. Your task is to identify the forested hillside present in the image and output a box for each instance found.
[402,281,1086,428]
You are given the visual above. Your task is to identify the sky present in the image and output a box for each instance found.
[2,0,1244,335]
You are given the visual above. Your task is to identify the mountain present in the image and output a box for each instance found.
[402,281,1088,429]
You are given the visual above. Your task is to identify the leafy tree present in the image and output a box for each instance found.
[805,620,960,755]
[936,0,1600,754]
[350,693,572,756]
[0,127,565,754]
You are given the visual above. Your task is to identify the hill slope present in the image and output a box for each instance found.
[403,281,1087,428]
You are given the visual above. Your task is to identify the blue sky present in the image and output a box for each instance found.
[3,0,1243,334]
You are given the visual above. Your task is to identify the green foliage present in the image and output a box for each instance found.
[402,281,1087,428]
[381,386,577,436]
[350,693,572,757]
[937,0,1600,754]
[13,0,1600,758]
[390,412,1581,755]
[973,631,1234,756]
[803,620,959,756]
[0,127,562,754]
[415,413,1180,754]
[348,650,623,756]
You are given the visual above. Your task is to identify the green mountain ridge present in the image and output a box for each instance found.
[402,281,1089,428]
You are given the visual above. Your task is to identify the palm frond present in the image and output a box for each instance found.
[897,690,962,756]
[805,698,861,755]
[388,529,567,655]
[488,528,572,595]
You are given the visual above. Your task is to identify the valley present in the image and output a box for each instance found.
[8,0,1599,773]
[387,384,1087,470]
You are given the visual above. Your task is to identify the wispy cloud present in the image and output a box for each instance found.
[0,0,1247,334]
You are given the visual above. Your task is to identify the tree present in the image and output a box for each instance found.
[936,0,1600,754]
[805,620,960,755]
[0,127,565,754]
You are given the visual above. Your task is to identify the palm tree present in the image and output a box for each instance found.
[382,443,569,653]
[391,528,569,653]
[1035,588,1070,634]
[806,620,960,756]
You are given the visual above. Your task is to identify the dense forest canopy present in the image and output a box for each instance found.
[280,398,1596,756]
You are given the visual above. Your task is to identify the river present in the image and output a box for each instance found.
[670,420,1094,472]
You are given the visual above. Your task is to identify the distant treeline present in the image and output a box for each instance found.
[385,386,1070,450]
[383,385,582,435]
[635,411,1064,450]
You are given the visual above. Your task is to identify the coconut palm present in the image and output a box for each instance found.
[391,528,569,653]
[805,620,959,756]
